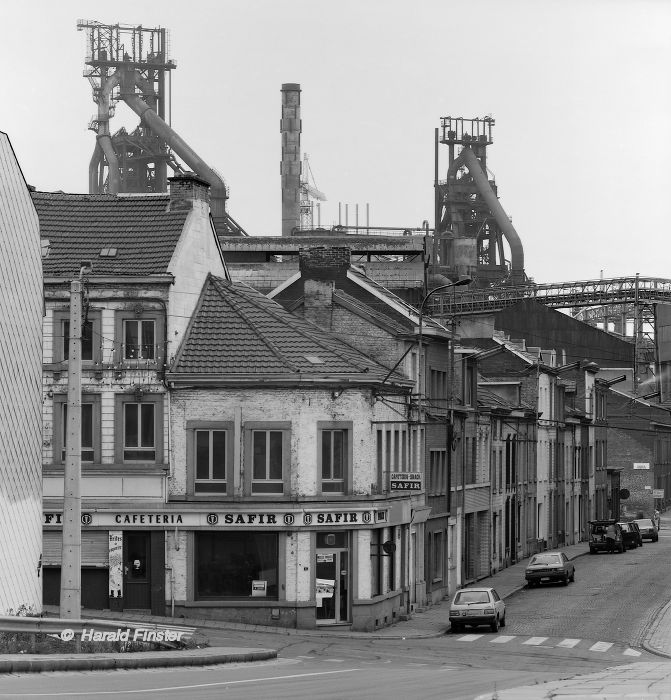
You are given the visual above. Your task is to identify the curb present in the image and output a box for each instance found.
[641,598,671,659]
[0,647,277,674]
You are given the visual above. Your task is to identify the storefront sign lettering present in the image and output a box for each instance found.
[390,472,422,490]
[43,509,387,529]
[115,514,184,524]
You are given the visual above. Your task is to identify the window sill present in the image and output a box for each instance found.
[44,463,168,475]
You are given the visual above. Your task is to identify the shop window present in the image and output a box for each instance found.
[187,422,233,495]
[52,311,101,364]
[319,422,353,494]
[52,394,101,464]
[114,395,164,464]
[195,532,278,600]
[244,422,290,495]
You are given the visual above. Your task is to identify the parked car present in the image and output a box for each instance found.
[589,519,625,554]
[449,587,506,633]
[634,518,659,542]
[618,521,642,549]
[525,551,575,587]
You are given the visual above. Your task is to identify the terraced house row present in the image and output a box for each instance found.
[32,173,671,628]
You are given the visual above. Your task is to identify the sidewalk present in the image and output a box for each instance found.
[30,521,671,682]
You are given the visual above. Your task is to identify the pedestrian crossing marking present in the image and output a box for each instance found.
[523,637,548,645]
[623,648,641,656]
[557,638,581,648]
[491,635,516,643]
[589,641,613,652]
[458,634,485,641]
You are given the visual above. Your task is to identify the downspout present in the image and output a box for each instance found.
[460,146,524,275]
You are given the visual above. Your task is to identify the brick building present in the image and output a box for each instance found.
[38,173,227,612]
[166,275,414,630]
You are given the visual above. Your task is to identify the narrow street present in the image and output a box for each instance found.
[2,531,669,699]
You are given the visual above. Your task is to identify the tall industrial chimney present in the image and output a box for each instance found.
[281,83,301,237]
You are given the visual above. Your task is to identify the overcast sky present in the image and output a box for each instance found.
[2,0,670,284]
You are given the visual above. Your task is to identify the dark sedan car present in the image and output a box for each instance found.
[525,551,575,587]
[634,518,659,542]
[618,521,643,549]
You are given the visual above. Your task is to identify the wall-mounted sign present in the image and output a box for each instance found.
[390,472,422,491]
[653,489,665,498]
[43,508,389,529]
[633,463,650,470]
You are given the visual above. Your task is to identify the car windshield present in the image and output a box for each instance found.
[618,523,631,531]
[529,554,561,565]
[636,519,654,527]
[454,591,490,604]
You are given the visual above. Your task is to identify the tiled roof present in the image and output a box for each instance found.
[33,191,188,277]
[170,275,410,385]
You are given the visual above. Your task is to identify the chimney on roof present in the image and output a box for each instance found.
[168,172,211,211]
[299,247,350,330]
[299,246,351,281]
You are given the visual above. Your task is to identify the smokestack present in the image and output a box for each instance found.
[281,83,301,237]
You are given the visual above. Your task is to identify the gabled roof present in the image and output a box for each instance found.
[33,191,188,277]
[169,275,412,388]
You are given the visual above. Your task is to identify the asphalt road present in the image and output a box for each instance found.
[1,532,669,699]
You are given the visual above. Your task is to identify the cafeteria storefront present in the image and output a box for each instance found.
[42,502,424,630]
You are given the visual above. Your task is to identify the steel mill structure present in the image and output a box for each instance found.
[77,20,246,234]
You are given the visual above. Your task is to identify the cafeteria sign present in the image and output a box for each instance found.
[390,472,422,491]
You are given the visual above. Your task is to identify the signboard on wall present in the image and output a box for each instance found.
[44,508,388,529]
[653,489,665,498]
[390,473,422,491]
[633,463,650,470]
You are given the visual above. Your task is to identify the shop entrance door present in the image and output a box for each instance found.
[315,532,349,624]
[123,531,151,609]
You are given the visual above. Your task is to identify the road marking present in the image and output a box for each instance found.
[490,635,516,644]
[457,634,484,641]
[589,641,613,652]
[523,637,548,646]
[0,669,360,697]
[297,655,315,659]
[325,659,345,663]
[623,648,642,657]
[557,638,581,648]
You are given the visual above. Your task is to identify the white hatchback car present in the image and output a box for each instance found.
[449,587,506,633]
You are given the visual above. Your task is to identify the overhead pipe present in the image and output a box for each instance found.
[119,69,228,217]
[94,72,121,194]
[88,141,103,193]
[460,146,524,273]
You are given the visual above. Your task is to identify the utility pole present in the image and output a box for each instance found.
[60,274,84,618]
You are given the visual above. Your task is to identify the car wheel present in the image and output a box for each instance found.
[451,623,463,634]
[569,570,575,583]
[619,543,625,553]
[500,613,506,628]
[490,616,499,633]
[562,575,569,586]
[589,547,596,554]
[654,536,658,542]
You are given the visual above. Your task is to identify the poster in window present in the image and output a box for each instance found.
[251,580,267,597]
[316,578,335,606]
